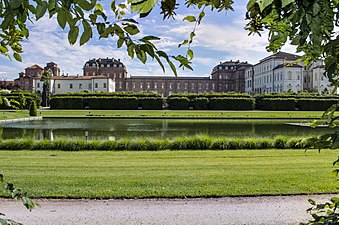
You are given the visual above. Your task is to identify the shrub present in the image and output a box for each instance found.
[138,97,164,110]
[167,97,190,110]
[50,97,84,109]
[208,97,255,110]
[296,99,339,111]
[29,101,37,116]
[256,98,296,110]
[192,97,209,110]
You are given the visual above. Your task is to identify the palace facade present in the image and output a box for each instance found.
[11,52,332,96]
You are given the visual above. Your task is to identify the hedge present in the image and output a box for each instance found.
[138,97,164,110]
[257,98,296,111]
[296,99,339,111]
[192,97,209,110]
[50,97,84,109]
[50,96,140,109]
[167,97,190,110]
[208,97,255,110]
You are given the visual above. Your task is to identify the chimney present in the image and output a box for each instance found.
[118,59,120,62]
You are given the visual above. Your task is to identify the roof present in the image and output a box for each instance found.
[26,64,43,70]
[85,58,125,67]
[217,60,252,66]
[129,76,210,80]
[259,52,301,63]
[273,63,303,70]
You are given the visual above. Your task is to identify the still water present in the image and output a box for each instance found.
[0,118,335,140]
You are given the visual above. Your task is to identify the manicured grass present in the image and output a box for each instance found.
[1,149,339,198]
[0,110,30,120]
[38,109,326,119]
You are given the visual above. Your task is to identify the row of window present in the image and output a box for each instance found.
[85,63,123,68]
[56,83,107,89]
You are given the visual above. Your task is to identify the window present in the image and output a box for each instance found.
[103,83,107,88]
[147,83,150,89]
[114,64,117,67]
[161,83,165,89]
[154,83,157,89]
[288,71,292,80]
[206,83,209,90]
[140,83,143,88]
[119,73,123,78]
[198,83,202,89]
[169,83,172,89]
[192,83,195,89]
[70,84,73,89]
[95,83,98,88]
[37,83,40,88]
[92,72,95,76]
[119,82,122,88]
[114,73,117,78]
[79,84,82,89]
[107,64,110,67]
[89,83,92,89]
[184,83,188,89]
[177,83,180,89]
[86,72,89,76]
[57,84,60,89]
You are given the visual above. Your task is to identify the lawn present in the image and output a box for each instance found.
[38,109,326,119]
[1,149,339,198]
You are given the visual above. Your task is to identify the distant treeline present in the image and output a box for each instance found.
[49,92,339,111]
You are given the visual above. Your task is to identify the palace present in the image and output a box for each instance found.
[11,52,332,96]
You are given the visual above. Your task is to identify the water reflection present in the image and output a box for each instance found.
[0,118,333,140]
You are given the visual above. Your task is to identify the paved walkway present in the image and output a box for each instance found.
[0,194,336,225]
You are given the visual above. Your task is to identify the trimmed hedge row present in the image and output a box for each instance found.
[49,91,339,111]
[0,136,306,151]
[50,96,164,110]
[208,97,255,110]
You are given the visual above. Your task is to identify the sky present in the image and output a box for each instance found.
[0,0,296,81]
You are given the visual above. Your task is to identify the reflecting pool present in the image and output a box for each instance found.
[0,118,334,140]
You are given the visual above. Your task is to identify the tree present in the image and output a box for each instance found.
[41,71,51,107]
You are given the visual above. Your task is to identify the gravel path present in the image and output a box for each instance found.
[0,194,336,225]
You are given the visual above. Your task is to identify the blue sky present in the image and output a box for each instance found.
[0,0,295,80]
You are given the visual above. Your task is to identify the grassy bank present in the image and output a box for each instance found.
[1,149,338,198]
[38,109,325,119]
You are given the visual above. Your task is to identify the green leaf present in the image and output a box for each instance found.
[10,0,22,9]
[127,43,135,58]
[80,21,92,45]
[95,4,103,12]
[154,54,165,73]
[124,24,140,35]
[57,10,67,29]
[35,2,48,20]
[22,196,35,211]
[77,0,96,11]
[13,52,22,62]
[255,0,273,12]
[183,16,196,22]
[68,26,80,45]
[281,0,295,8]
[117,38,124,48]
[130,0,158,14]
[187,49,194,60]
[331,197,339,204]
[140,35,160,41]
[308,198,317,206]
[136,49,147,64]
[167,58,177,76]
[0,218,10,225]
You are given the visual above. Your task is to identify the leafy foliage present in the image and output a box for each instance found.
[246,0,339,87]
[0,174,35,225]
